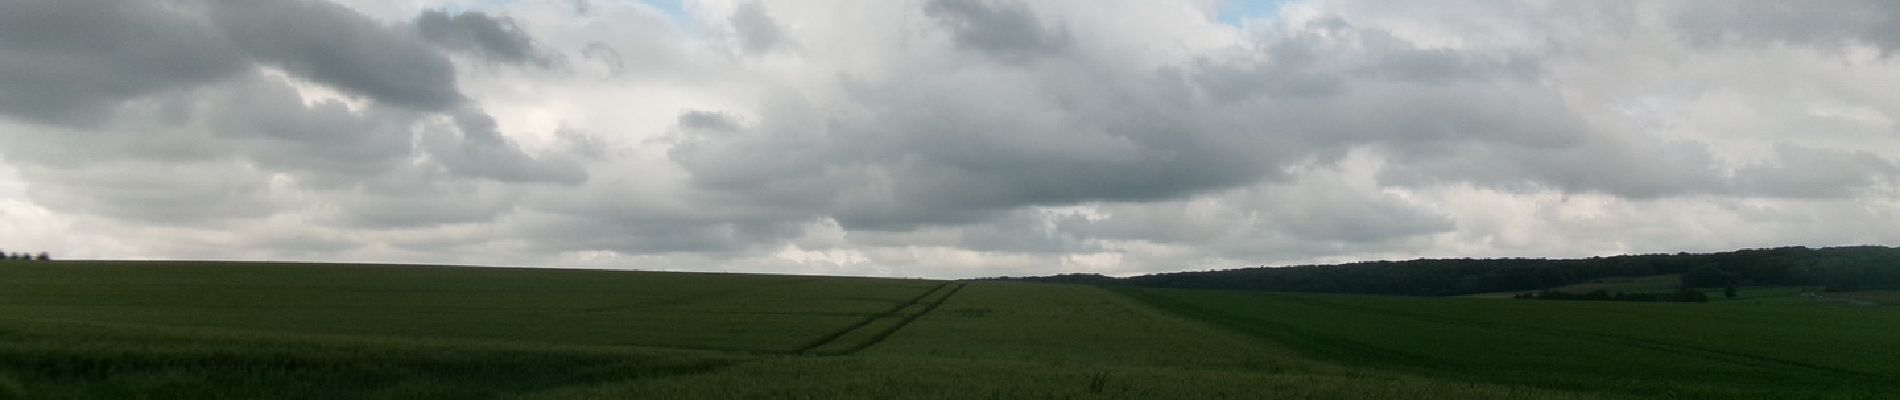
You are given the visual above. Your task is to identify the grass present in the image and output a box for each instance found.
[2,261,1895,398]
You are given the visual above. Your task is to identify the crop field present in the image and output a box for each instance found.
[1832,291,1900,305]
[0,261,1895,399]
[1121,289,1900,399]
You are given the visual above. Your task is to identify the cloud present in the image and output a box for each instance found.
[1673,1,1900,53]
[1,0,1897,278]
[415,9,554,66]
[211,0,466,110]
[924,0,1073,63]
[18,160,281,224]
[728,1,791,54]
[0,0,247,126]
[0,0,584,231]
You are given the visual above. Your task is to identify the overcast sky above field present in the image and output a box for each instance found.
[1,0,1897,278]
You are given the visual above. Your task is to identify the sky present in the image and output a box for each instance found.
[1,0,1898,278]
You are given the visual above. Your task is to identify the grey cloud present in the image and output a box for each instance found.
[581,43,627,76]
[1375,123,1898,200]
[245,229,363,257]
[1330,22,1544,84]
[516,185,812,253]
[1674,1,1900,53]
[729,1,790,54]
[1188,21,1539,104]
[848,210,1097,254]
[0,0,469,121]
[416,9,552,66]
[212,0,465,110]
[666,11,1571,236]
[669,79,1273,231]
[423,112,588,184]
[519,213,803,254]
[0,71,416,181]
[1052,169,1452,248]
[0,0,247,126]
[327,175,520,228]
[1051,204,1232,246]
[1732,146,1900,198]
[1177,21,1752,200]
[0,0,584,233]
[1186,60,1342,102]
[1356,49,1541,84]
[678,110,742,132]
[924,0,1072,63]
[1373,133,1726,199]
[1261,179,1454,243]
[5,0,1899,277]
[20,161,279,224]
[201,74,419,186]
[487,1,1900,271]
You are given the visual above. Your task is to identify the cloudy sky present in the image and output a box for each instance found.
[1,0,1897,278]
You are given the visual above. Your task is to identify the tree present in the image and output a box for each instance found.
[1681,264,1732,288]
[1723,285,1737,299]
[34,252,49,261]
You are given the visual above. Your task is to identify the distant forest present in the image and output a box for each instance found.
[988,246,1900,296]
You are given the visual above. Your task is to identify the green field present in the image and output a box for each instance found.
[0,262,1894,399]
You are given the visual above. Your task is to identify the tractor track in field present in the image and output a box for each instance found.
[794,282,966,356]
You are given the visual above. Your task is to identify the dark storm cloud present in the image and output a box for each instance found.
[729,1,790,54]
[924,0,1072,62]
[415,9,552,66]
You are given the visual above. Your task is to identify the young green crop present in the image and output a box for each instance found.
[0,261,939,352]
[1,261,1889,399]
[1120,288,1900,399]
[534,282,1601,400]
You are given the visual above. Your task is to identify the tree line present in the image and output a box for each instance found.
[0,249,51,261]
[985,246,1900,296]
